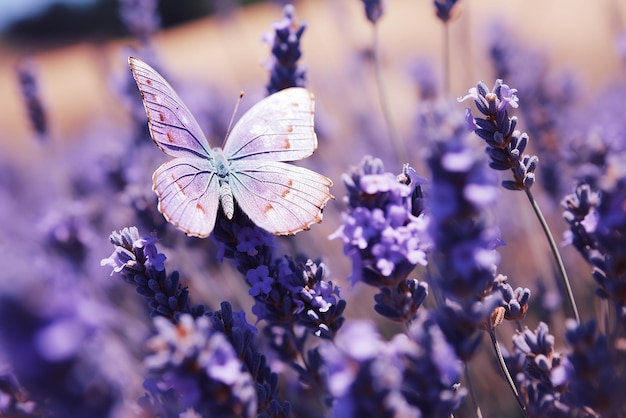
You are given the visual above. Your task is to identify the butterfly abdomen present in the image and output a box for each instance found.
[219,183,234,219]
[213,149,235,219]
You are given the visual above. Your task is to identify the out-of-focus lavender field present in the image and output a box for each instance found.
[1,0,626,417]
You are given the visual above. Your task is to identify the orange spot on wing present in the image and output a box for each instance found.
[166,132,175,143]
[282,138,291,149]
[281,189,290,198]
[263,203,274,214]
[292,101,300,107]
[146,79,153,86]
[170,175,186,195]
[159,113,166,122]
[286,125,294,133]
[196,203,205,214]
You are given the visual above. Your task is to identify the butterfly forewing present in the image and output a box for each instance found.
[129,57,212,159]
[228,160,333,235]
[223,88,317,162]
[153,157,220,238]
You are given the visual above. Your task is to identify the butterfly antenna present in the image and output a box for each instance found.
[223,91,245,147]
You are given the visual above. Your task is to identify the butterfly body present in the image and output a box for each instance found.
[129,57,333,238]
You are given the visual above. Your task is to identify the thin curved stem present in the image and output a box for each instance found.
[371,24,404,166]
[524,189,580,324]
[488,327,528,418]
[443,22,451,96]
[463,363,484,418]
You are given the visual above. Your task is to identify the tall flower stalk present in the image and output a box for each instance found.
[359,0,404,166]
[459,80,580,324]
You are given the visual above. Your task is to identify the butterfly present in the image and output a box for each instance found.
[128,57,333,238]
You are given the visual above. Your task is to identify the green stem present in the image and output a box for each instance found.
[488,327,528,418]
[371,24,403,166]
[524,189,580,324]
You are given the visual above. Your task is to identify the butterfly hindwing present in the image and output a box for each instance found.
[223,88,317,162]
[228,160,333,235]
[152,157,220,238]
[129,57,212,159]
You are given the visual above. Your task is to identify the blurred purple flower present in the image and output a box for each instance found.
[117,0,161,43]
[145,314,257,417]
[322,321,419,417]
[433,0,460,23]
[553,319,626,415]
[562,155,626,305]
[403,309,466,415]
[0,368,37,417]
[424,101,511,360]
[410,59,439,101]
[0,288,118,418]
[360,0,384,24]
[15,58,47,141]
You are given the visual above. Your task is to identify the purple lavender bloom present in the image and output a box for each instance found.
[562,155,626,304]
[211,202,344,415]
[402,309,466,415]
[204,302,292,417]
[424,103,510,360]
[504,322,572,417]
[213,213,345,340]
[102,227,203,319]
[330,156,430,322]
[552,319,625,416]
[492,274,531,322]
[561,183,601,267]
[264,4,307,95]
[15,58,47,141]
[247,265,275,297]
[360,0,384,24]
[459,79,539,191]
[323,314,464,416]
[322,321,420,417]
[144,314,257,417]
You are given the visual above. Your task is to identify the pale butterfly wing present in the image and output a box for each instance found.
[129,57,332,237]
[152,156,220,238]
[223,88,317,162]
[129,57,212,159]
[228,160,333,235]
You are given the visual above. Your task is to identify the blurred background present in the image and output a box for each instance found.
[2,0,626,415]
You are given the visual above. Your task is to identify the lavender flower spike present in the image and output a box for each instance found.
[264,4,307,94]
[330,156,430,322]
[102,227,202,319]
[459,79,537,191]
